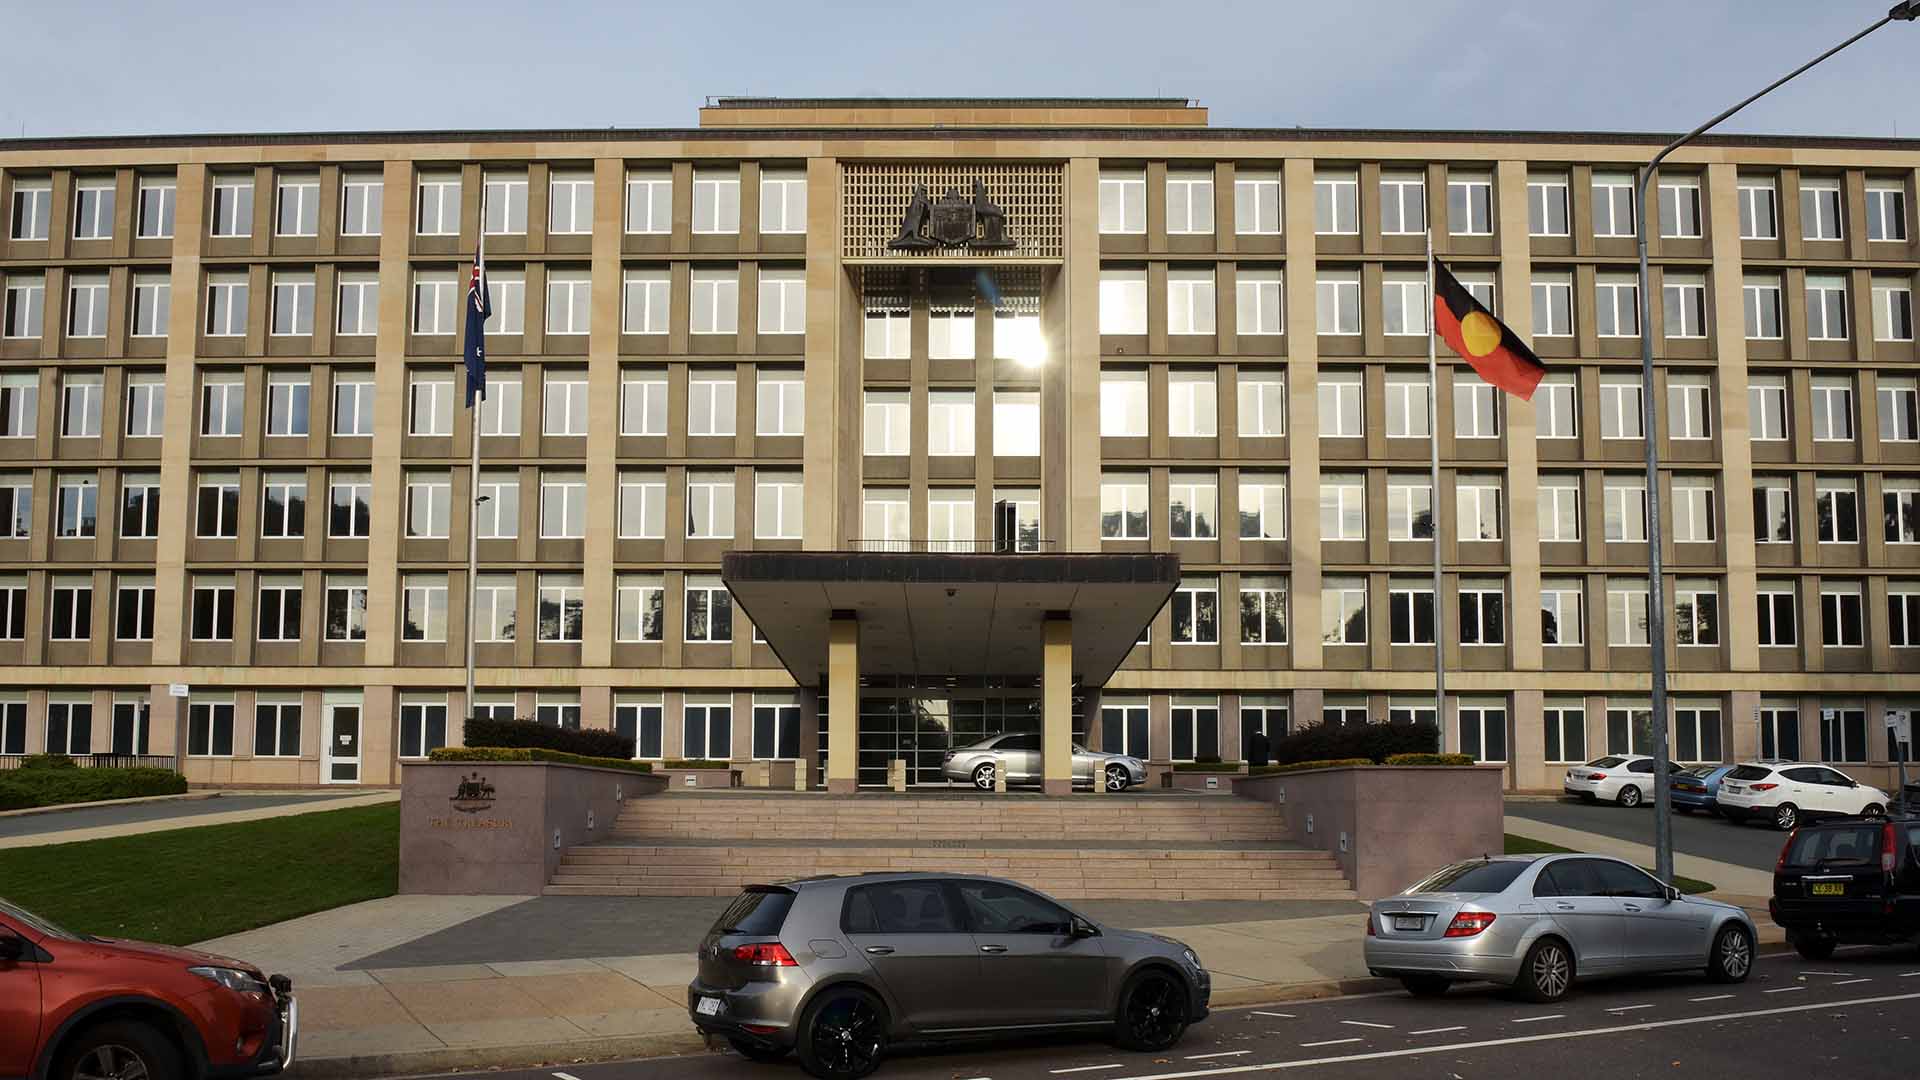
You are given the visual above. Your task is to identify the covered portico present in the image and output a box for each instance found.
[721,551,1179,794]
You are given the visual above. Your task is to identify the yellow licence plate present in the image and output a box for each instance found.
[1810,883,1846,896]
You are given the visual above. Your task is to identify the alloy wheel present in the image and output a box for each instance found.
[973,763,996,790]
[1106,765,1127,792]
[1775,804,1798,830]
[810,995,882,1077]
[1530,943,1571,1000]
[1620,786,1642,808]
[73,1045,149,1080]
[1123,973,1184,1048]
[1719,928,1752,980]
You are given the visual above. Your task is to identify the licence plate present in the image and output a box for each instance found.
[1393,915,1426,931]
[1811,883,1846,897]
[696,996,723,1016]
[1722,784,1742,794]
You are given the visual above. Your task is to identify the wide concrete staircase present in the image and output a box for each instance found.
[546,793,1355,901]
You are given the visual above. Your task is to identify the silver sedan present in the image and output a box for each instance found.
[941,733,1148,791]
[1362,854,1756,1002]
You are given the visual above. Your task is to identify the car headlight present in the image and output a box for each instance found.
[1182,948,1203,971]
[189,966,267,994]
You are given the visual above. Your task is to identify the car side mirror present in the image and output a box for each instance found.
[1070,916,1100,939]
[1664,885,1682,902]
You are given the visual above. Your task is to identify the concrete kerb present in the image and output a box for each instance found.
[0,791,223,819]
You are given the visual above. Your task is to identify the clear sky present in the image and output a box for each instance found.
[3,0,1914,140]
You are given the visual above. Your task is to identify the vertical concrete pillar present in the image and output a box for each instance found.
[1042,615,1074,795]
[826,615,859,794]
[582,158,624,667]
[1283,160,1323,669]
[151,164,206,667]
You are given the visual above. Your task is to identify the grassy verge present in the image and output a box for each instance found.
[1504,833,1716,895]
[0,802,398,945]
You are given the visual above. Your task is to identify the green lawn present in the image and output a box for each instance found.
[1504,833,1715,895]
[0,802,398,945]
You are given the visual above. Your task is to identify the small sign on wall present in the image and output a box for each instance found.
[168,684,189,698]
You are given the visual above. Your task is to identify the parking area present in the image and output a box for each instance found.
[1506,798,1794,875]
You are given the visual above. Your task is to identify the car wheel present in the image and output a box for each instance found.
[1105,765,1130,792]
[796,987,887,1080]
[1112,968,1190,1052]
[1707,924,1754,984]
[1793,933,1838,961]
[971,763,996,791]
[1513,938,1574,1003]
[1863,803,1886,819]
[728,1036,790,1063]
[1617,785,1643,809]
[56,1021,181,1080]
[1400,975,1450,998]
[1773,803,1799,831]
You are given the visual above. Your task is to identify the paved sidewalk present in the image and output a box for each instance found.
[0,789,396,849]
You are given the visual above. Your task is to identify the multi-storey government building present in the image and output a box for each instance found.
[1,97,1917,792]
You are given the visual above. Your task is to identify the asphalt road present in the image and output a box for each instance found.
[0,792,359,839]
[399,946,1920,1080]
[1505,799,1789,875]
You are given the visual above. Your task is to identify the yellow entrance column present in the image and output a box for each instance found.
[1042,615,1074,796]
[826,615,859,794]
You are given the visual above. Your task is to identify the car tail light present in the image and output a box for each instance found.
[1366,915,1376,937]
[1587,773,1608,781]
[1776,828,1799,873]
[1443,912,1497,938]
[1883,821,1899,876]
[732,943,798,967]
[1750,783,1778,792]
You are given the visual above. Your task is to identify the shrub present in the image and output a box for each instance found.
[1174,760,1242,772]
[1269,721,1439,765]
[0,767,187,811]
[664,759,734,770]
[1384,752,1477,766]
[1246,757,1374,777]
[459,716,635,760]
[426,747,653,775]
[19,754,80,770]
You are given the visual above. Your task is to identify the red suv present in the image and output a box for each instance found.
[0,897,296,1080]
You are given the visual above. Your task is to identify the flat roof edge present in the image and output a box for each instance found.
[721,550,1182,586]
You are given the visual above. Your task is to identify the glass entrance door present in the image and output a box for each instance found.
[111,700,149,756]
[851,687,1057,787]
[324,703,361,783]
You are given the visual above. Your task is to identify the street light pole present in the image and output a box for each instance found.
[1634,1,1917,886]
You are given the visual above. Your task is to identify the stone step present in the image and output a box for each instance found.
[562,848,1332,864]
[543,883,1358,901]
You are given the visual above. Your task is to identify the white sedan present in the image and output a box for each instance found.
[1563,755,1657,807]
[1715,762,1890,830]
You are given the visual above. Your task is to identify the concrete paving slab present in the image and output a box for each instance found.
[503,971,674,1015]
[381,978,548,1024]
[564,1008,696,1038]
[195,893,526,975]
[367,963,502,984]
[293,985,411,1031]
[422,1016,590,1047]
[589,953,697,986]
[296,1024,447,1059]
[486,958,610,978]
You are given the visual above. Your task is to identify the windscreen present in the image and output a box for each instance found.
[1728,765,1773,781]
[712,888,796,935]
[1409,860,1527,895]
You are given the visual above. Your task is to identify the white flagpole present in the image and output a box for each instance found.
[463,196,485,729]
[1425,230,1446,739]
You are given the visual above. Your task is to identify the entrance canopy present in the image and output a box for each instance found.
[721,552,1179,687]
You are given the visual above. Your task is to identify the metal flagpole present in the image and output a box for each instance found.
[464,196,485,729]
[1426,230,1445,736]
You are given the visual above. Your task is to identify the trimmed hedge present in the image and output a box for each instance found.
[426,747,653,775]
[1383,752,1477,766]
[460,716,634,760]
[0,767,187,810]
[1173,761,1245,772]
[1247,757,1374,776]
[664,759,734,770]
[19,754,80,770]
[1270,721,1440,765]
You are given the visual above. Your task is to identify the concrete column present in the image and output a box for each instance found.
[802,157,843,551]
[582,158,623,667]
[1283,160,1323,669]
[1497,161,1544,673]
[825,615,859,794]
[364,160,415,665]
[151,164,206,666]
[1042,615,1074,796]
[1066,158,1104,552]
[1705,162,1761,670]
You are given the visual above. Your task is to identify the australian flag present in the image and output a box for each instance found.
[463,239,491,407]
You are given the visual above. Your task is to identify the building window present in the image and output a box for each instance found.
[260,472,305,539]
[685,370,736,437]
[621,368,668,436]
[1538,475,1580,542]
[864,298,909,359]
[10,178,50,241]
[115,576,155,642]
[1316,270,1361,335]
[1598,376,1643,440]
[682,696,732,760]
[1530,273,1572,337]
[1602,477,1648,543]
[1389,582,1436,646]
[927,489,974,551]
[625,170,670,234]
[472,370,521,437]
[1323,698,1370,727]
[416,173,460,236]
[473,574,516,643]
[1816,478,1859,544]
[261,371,310,438]
[615,574,665,643]
[484,269,524,335]
[59,372,101,438]
[1459,580,1505,645]
[48,577,92,641]
[332,374,374,437]
[1528,174,1569,237]
[1801,178,1843,240]
[186,700,234,758]
[1167,269,1215,335]
[340,172,382,237]
[401,574,448,642]
[751,697,801,760]
[1239,472,1286,541]
[1542,579,1583,646]
[1322,577,1367,645]
[754,470,803,540]
[65,275,107,339]
[402,371,451,437]
[133,177,173,238]
[1811,376,1855,441]
[1170,697,1219,763]
[1234,169,1282,235]
[992,391,1040,457]
[755,268,806,335]
[0,579,21,641]
[862,390,909,456]
[545,270,591,336]
[1543,702,1586,764]
[408,271,456,336]
[1675,578,1720,647]
[324,575,368,641]
[1880,376,1919,442]
[754,168,808,234]
[1318,372,1363,438]
[1745,477,1791,545]
[1458,701,1507,763]
[329,271,377,337]
[1098,169,1145,234]
[536,573,584,643]
[1672,476,1717,544]
[537,471,586,539]
[256,576,301,642]
[1454,376,1499,439]
[686,575,733,643]
[403,471,451,539]
[691,168,741,234]
[1607,579,1650,646]
[209,174,253,238]
[547,170,593,235]
[118,473,158,539]
[1167,370,1216,437]
[274,173,319,237]
[1743,275,1783,339]
[1448,172,1493,235]
[265,270,314,337]
[5,276,46,340]
[1657,178,1702,238]
[1379,171,1425,236]
[690,268,739,335]
[129,273,171,339]
[1320,473,1366,540]
[1875,279,1915,342]
[1738,178,1777,239]
[470,470,516,539]
[611,696,664,759]
[1662,273,1707,339]
[1165,170,1214,235]
[1171,578,1219,645]
[1595,274,1639,337]
[928,390,975,456]
[1748,375,1788,441]
[190,577,236,641]
[1886,479,1920,544]
[1889,584,1920,648]
[193,474,238,539]
[685,470,735,540]
[1592,171,1636,237]
[753,369,804,438]
[1382,272,1427,336]
[328,474,371,538]
[204,273,248,338]
[1100,369,1148,438]
[1673,704,1722,764]
[1234,267,1284,337]
[1526,375,1575,440]
[1807,275,1850,340]
[399,698,448,759]
[862,488,909,546]
[1821,583,1865,648]
[1867,181,1908,242]
[1456,475,1502,541]
[1100,472,1148,540]
[1757,705,1799,760]
[538,369,587,437]
[1821,708,1867,763]
[1314,171,1358,234]
[56,475,97,539]
[1098,697,1151,758]
[1099,268,1147,335]
[1756,583,1797,648]
[1167,471,1217,541]
[537,695,582,729]
[1236,370,1286,439]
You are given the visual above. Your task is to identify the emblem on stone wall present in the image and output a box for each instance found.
[450,772,496,813]
[888,181,1017,251]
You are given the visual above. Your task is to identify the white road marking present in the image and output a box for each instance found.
[1186,1051,1252,1060]
[1834,978,1872,985]
[1339,1020,1394,1029]
[552,1073,582,1080]
[1250,1011,1295,1019]
[1904,971,1920,978]
[1763,986,1806,994]
[1511,1014,1564,1023]
[1689,994,1734,1002]
[1112,991,1920,1080]
[1604,1004,1653,1013]
[1050,1066,1124,1074]
[1408,1026,1466,1036]
[1298,1038,1362,1048]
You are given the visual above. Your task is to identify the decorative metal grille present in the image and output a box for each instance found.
[842,162,1064,261]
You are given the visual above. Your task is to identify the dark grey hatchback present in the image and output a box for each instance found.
[688,873,1210,1079]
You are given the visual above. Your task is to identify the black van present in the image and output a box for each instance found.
[1770,816,1920,959]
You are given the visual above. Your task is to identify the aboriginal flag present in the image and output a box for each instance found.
[1433,261,1546,400]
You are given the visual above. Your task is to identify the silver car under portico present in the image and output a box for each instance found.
[688,873,1209,1080]
[1363,854,1757,1002]
[941,732,1148,791]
